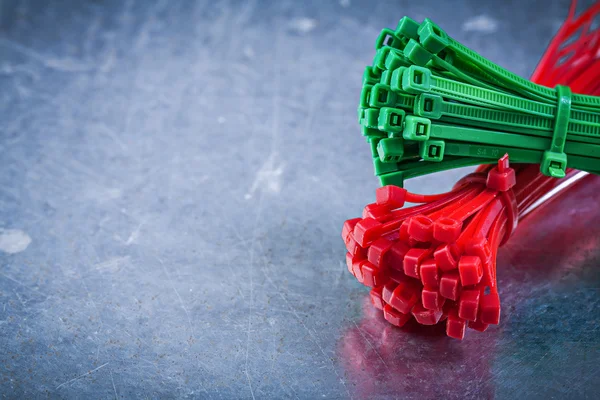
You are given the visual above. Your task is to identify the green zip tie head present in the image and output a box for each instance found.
[359,85,373,108]
[378,107,406,132]
[377,138,405,163]
[363,66,381,85]
[396,17,420,41]
[385,49,409,71]
[370,84,398,108]
[417,18,449,54]
[373,47,392,71]
[362,108,380,129]
[415,93,443,119]
[390,67,407,92]
[362,125,386,138]
[375,28,403,50]
[404,39,433,66]
[358,107,365,123]
[419,140,445,162]
[369,137,381,157]
[403,115,431,141]
[380,70,392,85]
[541,151,567,178]
[402,65,432,94]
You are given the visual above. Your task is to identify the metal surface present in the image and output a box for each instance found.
[0,0,598,398]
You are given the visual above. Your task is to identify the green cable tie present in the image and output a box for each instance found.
[541,85,571,178]
[428,123,600,160]
[413,93,600,140]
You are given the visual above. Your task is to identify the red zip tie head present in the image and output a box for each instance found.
[440,271,461,301]
[376,185,407,208]
[446,308,467,340]
[407,214,434,242]
[433,217,463,243]
[458,255,484,286]
[388,280,421,314]
[367,237,394,267]
[383,304,412,327]
[434,243,459,272]
[422,287,446,311]
[370,287,385,310]
[353,218,383,247]
[363,203,390,220]
[412,301,443,325]
[361,261,386,288]
[419,258,439,288]
[403,247,431,278]
[458,289,480,321]
[479,291,501,325]
[465,237,492,264]
[342,218,361,245]
[486,154,516,192]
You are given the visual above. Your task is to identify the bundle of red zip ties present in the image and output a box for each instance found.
[343,0,600,339]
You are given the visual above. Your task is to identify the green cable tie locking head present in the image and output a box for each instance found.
[414,93,443,119]
[363,66,381,85]
[359,84,373,108]
[375,28,403,50]
[402,65,432,94]
[368,137,381,157]
[378,107,406,132]
[377,138,405,163]
[395,16,420,41]
[419,139,446,162]
[403,39,433,66]
[370,84,398,108]
[417,18,450,54]
[390,67,407,92]
[373,47,392,71]
[403,115,432,141]
[380,70,393,85]
[357,107,365,124]
[385,48,409,71]
[362,108,380,129]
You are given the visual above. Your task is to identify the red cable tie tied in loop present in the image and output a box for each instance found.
[485,154,518,243]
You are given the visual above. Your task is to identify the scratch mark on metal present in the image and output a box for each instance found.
[56,362,109,389]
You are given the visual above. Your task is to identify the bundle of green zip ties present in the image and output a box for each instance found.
[358,17,600,187]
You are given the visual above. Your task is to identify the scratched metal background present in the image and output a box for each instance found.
[0,0,599,398]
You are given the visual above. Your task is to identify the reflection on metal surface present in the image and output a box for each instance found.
[340,297,497,398]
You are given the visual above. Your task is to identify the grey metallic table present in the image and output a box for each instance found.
[1,0,599,398]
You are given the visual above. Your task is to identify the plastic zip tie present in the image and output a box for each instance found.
[541,85,572,177]
[402,66,558,117]
[447,189,498,223]
[368,84,416,110]
[472,199,504,240]
[413,93,600,140]
[387,185,475,221]
[428,123,600,160]
[440,27,600,109]
[427,186,484,220]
